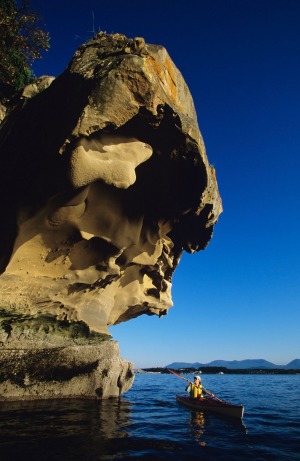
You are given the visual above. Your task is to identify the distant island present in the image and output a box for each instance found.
[165,358,300,370]
[137,358,300,375]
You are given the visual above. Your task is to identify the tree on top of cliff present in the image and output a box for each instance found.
[0,0,50,101]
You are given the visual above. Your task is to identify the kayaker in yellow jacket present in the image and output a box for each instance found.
[185,375,207,399]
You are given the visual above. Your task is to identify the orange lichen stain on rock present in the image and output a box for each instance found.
[145,54,180,107]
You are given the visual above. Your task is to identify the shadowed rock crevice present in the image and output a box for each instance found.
[118,109,208,218]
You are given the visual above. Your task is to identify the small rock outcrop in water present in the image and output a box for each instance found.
[0,342,133,400]
[0,33,222,399]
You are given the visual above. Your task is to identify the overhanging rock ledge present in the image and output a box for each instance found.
[0,33,222,400]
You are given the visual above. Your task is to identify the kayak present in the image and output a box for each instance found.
[176,394,244,419]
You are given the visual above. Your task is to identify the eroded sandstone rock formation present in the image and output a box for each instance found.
[0,342,133,400]
[0,33,222,399]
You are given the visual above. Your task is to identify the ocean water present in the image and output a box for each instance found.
[0,373,299,460]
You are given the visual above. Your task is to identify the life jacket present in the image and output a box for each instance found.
[191,383,203,398]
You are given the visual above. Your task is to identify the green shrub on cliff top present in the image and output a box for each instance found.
[0,0,50,100]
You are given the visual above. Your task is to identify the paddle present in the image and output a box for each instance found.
[167,368,224,403]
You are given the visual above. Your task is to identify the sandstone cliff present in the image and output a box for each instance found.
[0,33,222,399]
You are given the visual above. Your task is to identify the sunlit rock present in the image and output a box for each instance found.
[0,33,222,399]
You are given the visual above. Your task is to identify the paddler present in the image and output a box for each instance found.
[185,375,208,399]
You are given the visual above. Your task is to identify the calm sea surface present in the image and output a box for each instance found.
[0,373,299,460]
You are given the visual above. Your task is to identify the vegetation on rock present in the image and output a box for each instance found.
[0,0,50,100]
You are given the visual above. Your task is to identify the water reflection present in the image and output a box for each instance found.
[189,407,248,452]
[190,411,207,447]
[0,398,133,461]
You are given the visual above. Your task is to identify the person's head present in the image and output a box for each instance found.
[194,375,201,384]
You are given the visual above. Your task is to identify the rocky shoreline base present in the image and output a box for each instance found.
[0,341,134,401]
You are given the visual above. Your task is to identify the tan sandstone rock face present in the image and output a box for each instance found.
[0,33,222,345]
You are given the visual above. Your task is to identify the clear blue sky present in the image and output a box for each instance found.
[30,0,300,368]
